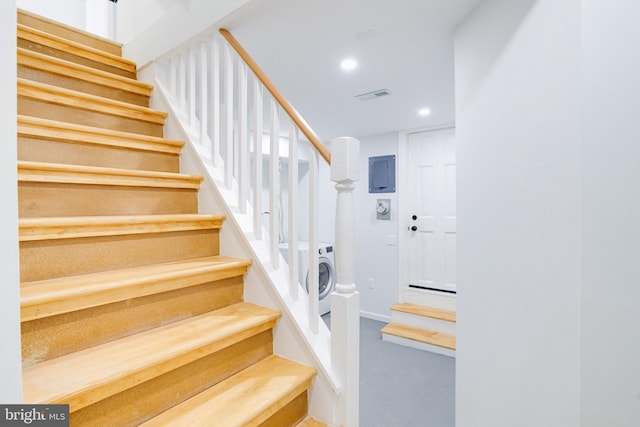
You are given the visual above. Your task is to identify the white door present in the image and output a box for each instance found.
[407,128,456,293]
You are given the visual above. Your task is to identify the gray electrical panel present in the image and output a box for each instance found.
[368,155,396,193]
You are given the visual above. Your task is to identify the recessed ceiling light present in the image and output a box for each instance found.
[340,58,358,71]
[418,108,431,116]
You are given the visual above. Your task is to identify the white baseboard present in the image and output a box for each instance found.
[359,310,391,323]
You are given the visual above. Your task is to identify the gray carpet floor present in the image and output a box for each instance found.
[322,314,455,427]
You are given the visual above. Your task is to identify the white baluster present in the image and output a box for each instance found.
[253,81,263,239]
[308,146,319,333]
[198,41,208,146]
[269,100,280,268]
[188,45,197,129]
[210,37,220,164]
[238,62,248,214]
[169,56,177,100]
[223,43,234,189]
[179,51,187,114]
[330,136,360,427]
[288,124,299,300]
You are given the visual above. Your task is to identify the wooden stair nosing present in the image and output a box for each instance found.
[22,302,282,411]
[381,322,456,350]
[18,8,122,56]
[18,47,152,97]
[18,160,203,189]
[17,23,135,74]
[19,214,225,242]
[18,78,167,125]
[21,256,252,322]
[139,354,316,427]
[18,115,184,155]
[391,303,456,323]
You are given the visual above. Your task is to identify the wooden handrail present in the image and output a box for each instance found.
[219,28,331,164]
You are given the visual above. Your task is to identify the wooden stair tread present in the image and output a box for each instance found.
[18,8,122,56]
[17,23,134,75]
[381,322,456,350]
[296,417,330,427]
[18,160,203,189]
[140,354,316,427]
[23,302,282,411]
[391,303,456,322]
[18,47,152,97]
[21,256,252,322]
[19,213,225,242]
[18,78,167,125]
[18,115,184,155]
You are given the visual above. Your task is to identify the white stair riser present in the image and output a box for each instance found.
[404,287,456,311]
[381,333,456,358]
[390,311,456,336]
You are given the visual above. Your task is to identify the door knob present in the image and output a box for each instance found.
[411,215,418,220]
[410,225,418,231]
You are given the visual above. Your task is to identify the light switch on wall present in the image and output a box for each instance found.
[386,235,397,246]
[376,199,391,220]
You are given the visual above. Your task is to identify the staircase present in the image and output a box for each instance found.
[17,9,324,426]
[381,291,456,357]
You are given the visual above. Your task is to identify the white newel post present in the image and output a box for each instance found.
[330,136,360,427]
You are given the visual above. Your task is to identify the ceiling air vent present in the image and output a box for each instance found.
[355,89,392,101]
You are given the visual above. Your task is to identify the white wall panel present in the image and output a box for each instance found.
[454,0,582,425]
[581,1,640,425]
[1,0,23,403]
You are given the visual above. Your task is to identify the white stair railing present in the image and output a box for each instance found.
[154,28,360,426]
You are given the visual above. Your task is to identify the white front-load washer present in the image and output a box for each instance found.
[279,241,336,316]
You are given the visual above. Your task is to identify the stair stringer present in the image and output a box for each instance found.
[138,63,341,426]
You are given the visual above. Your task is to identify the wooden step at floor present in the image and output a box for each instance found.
[18,8,122,56]
[23,302,282,412]
[18,161,202,217]
[21,255,252,322]
[18,79,166,137]
[17,23,135,78]
[391,303,456,322]
[19,214,224,282]
[390,301,457,336]
[18,47,152,106]
[18,116,183,172]
[140,354,316,427]
[381,322,456,350]
[296,417,330,427]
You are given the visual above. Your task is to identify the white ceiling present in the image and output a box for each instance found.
[219,0,480,141]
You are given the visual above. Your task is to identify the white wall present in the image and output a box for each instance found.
[119,0,252,67]
[17,0,113,39]
[17,0,86,29]
[84,0,111,39]
[2,1,24,403]
[580,1,640,425]
[455,0,582,425]
[353,133,400,321]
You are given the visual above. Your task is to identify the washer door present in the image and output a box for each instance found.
[306,256,335,301]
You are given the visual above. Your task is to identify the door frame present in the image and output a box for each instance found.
[397,123,455,304]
